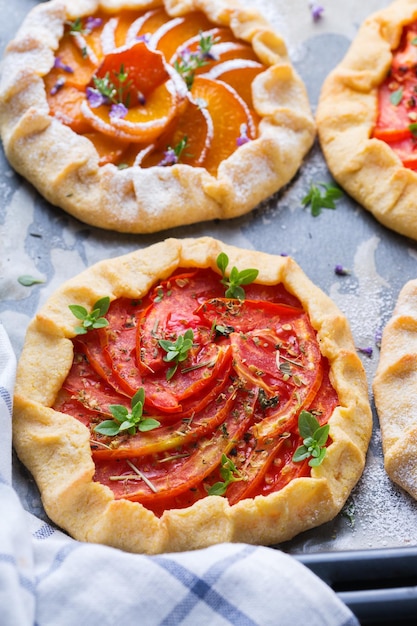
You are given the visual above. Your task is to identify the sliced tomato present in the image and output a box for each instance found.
[196,298,304,334]
[61,345,131,415]
[230,316,324,441]
[373,23,417,166]
[92,359,235,460]
[137,269,221,375]
[94,383,258,502]
[141,343,232,414]
[99,297,148,395]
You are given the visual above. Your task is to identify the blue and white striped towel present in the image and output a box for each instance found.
[0,322,358,626]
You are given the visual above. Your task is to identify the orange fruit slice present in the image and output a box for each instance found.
[151,12,213,61]
[190,75,256,174]
[137,97,213,167]
[204,59,265,107]
[81,41,184,142]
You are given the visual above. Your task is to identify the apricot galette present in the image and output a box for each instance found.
[0,0,314,233]
[12,237,372,554]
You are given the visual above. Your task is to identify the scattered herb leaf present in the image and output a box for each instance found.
[174,32,219,88]
[206,453,243,496]
[69,296,110,334]
[409,122,417,136]
[302,182,344,217]
[158,328,194,380]
[293,410,329,467]
[341,497,356,528]
[94,388,160,436]
[258,388,279,410]
[389,87,403,106]
[18,275,45,287]
[216,252,259,300]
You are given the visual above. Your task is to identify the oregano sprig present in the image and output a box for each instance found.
[292,410,330,467]
[207,453,243,496]
[94,389,160,436]
[216,252,259,300]
[302,182,343,217]
[69,296,110,335]
[158,329,194,380]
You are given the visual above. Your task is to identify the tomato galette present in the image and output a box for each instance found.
[0,0,315,233]
[13,237,372,554]
[374,279,417,499]
[316,0,417,241]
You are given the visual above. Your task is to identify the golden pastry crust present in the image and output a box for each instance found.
[316,0,417,241]
[0,0,315,234]
[13,236,372,554]
[373,279,417,499]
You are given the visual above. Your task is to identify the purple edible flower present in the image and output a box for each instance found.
[109,102,128,119]
[310,2,324,22]
[334,264,350,276]
[50,76,66,95]
[86,86,108,108]
[374,328,382,349]
[54,56,74,73]
[136,34,151,44]
[158,148,178,167]
[84,16,103,33]
[357,346,373,358]
[236,123,250,147]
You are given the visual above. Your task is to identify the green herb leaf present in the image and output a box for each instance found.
[94,388,160,437]
[173,31,219,89]
[409,122,417,136]
[17,275,45,287]
[69,296,110,335]
[158,329,194,380]
[292,410,330,467]
[206,453,243,496]
[216,252,259,300]
[389,87,403,106]
[302,182,344,217]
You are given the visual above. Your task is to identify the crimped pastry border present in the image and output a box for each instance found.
[13,237,372,553]
[374,278,417,499]
[316,0,417,241]
[0,0,315,234]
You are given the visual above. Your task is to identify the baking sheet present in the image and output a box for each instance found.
[2,0,416,554]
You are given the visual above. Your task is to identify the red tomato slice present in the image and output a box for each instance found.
[373,23,417,164]
[196,297,303,334]
[226,363,338,503]
[92,357,235,460]
[94,383,258,502]
[62,343,131,415]
[138,269,221,375]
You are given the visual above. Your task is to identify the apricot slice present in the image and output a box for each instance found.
[93,40,171,101]
[190,75,256,174]
[204,59,265,107]
[150,12,213,62]
[125,7,170,45]
[46,82,93,134]
[82,80,180,142]
[137,97,213,167]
